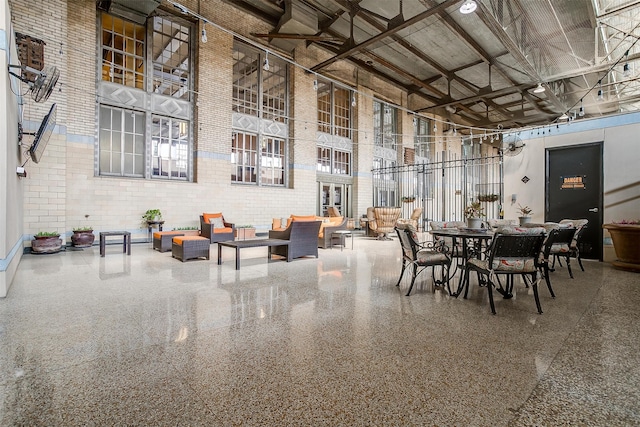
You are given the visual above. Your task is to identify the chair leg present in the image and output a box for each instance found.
[486,276,497,315]
[406,263,418,296]
[463,267,471,299]
[543,264,556,298]
[577,253,585,271]
[566,256,574,278]
[532,273,543,314]
[396,259,407,287]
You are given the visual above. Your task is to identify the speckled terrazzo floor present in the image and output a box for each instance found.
[1,234,639,426]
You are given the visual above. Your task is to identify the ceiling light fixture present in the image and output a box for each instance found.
[533,83,545,93]
[579,99,585,117]
[263,52,270,71]
[201,21,207,43]
[597,81,604,102]
[623,50,631,78]
[459,0,477,14]
[558,112,569,121]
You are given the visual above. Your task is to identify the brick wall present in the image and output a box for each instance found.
[9,0,446,242]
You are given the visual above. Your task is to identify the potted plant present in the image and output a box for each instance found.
[517,204,533,225]
[464,201,485,229]
[603,220,640,272]
[142,209,162,222]
[32,231,63,254]
[71,226,95,248]
[173,226,200,236]
[401,196,416,203]
[235,225,256,240]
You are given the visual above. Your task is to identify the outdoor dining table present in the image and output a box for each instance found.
[429,227,494,296]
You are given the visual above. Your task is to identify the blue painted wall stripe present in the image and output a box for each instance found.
[0,238,23,272]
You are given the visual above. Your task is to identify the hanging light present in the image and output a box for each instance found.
[263,52,270,71]
[201,21,207,43]
[433,123,437,132]
[313,79,318,91]
[579,99,585,117]
[351,95,356,107]
[558,112,569,121]
[623,50,631,78]
[597,81,604,102]
[533,83,545,93]
[459,0,477,14]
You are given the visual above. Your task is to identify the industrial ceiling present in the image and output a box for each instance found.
[223,0,640,130]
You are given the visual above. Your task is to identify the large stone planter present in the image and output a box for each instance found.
[32,235,63,254]
[71,230,95,247]
[603,223,640,272]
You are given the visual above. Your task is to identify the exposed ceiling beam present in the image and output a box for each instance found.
[310,0,459,72]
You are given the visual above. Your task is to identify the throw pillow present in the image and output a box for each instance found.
[209,216,225,229]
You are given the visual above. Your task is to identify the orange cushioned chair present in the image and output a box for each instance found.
[200,213,235,243]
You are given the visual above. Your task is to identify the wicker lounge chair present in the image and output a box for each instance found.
[200,213,235,243]
[269,220,322,260]
[371,207,402,240]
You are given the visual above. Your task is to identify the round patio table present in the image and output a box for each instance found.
[429,228,494,296]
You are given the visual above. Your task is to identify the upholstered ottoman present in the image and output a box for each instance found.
[153,231,185,252]
[172,236,210,262]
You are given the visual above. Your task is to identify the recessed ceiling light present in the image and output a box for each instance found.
[533,83,545,93]
[459,0,477,14]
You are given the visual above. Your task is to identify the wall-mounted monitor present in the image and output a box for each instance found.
[29,103,57,164]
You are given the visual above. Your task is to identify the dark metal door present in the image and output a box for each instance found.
[546,143,603,260]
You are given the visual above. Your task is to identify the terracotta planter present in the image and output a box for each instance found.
[235,228,256,240]
[71,230,95,247]
[32,235,63,254]
[603,224,640,272]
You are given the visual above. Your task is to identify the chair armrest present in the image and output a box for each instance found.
[200,216,212,239]
[322,218,347,235]
[269,228,288,239]
[420,240,451,256]
[224,221,235,231]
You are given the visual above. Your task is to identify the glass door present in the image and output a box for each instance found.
[318,182,351,217]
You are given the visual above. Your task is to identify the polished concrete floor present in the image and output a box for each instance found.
[1,235,639,426]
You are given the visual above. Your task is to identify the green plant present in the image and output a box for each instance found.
[401,196,416,202]
[517,204,533,216]
[142,209,162,221]
[237,225,254,228]
[35,231,60,237]
[173,226,199,230]
[464,201,485,218]
[73,226,93,232]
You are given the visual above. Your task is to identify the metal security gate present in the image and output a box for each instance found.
[372,152,503,230]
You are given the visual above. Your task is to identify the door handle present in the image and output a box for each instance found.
[588,207,599,213]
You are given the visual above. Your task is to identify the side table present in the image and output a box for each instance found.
[331,230,354,251]
[99,231,131,257]
[146,220,164,242]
